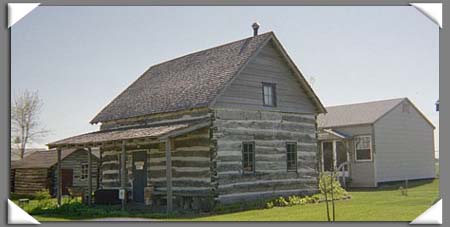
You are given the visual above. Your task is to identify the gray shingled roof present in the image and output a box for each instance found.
[91,32,274,123]
[317,98,405,128]
[10,148,42,161]
[48,124,190,147]
[11,149,98,169]
[91,32,325,124]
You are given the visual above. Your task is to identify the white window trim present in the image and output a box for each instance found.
[354,135,373,162]
[262,82,276,107]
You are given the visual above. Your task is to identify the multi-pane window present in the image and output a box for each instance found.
[355,135,372,161]
[286,142,297,172]
[81,164,88,180]
[262,83,276,107]
[242,142,255,173]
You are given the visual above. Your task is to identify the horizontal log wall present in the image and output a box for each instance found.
[100,107,210,130]
[14,168,50,195]
[99,110,214,201]
[100,149,124,189]
[149,127,214,196]
[212,108,319,204]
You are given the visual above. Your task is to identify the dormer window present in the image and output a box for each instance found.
[262,82,277,107]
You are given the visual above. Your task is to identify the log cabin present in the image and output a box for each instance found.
[47,24,326,211]
[11,148,99,197]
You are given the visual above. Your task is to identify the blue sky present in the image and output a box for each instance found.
[11,6,439,150]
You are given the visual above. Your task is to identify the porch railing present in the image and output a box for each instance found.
[336,161,349,188]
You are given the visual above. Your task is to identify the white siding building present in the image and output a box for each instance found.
[317,98,435,187]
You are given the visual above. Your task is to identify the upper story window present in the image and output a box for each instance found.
[354,135,372,161]
[262,82,277,107]
[242,142,255,173]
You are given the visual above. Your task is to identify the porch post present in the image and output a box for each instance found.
[87,147,92,206]
[57,147,62,207]
[121,141,127,211]
[332,141,337,171]
[165,139,173,213]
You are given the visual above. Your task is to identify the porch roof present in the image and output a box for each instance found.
[318,129,351,141]
[47,121,209,149]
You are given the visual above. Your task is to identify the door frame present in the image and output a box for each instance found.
[320,140,350,174]
[61,168,73,195]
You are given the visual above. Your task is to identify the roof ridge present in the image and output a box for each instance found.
[325,97,406,108]
[90,31,274,124]
[148,31,274,70]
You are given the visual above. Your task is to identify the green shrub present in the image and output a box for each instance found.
[265,201,274,209]
[287,196,301,206]
[310,194,321,203]
[265,194,324,209]
[274,197,289,207]
[34,189,51,200]
[319,174,348,200]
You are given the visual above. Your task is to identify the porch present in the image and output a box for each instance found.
[47,119,210,213]
[318,129,351,187]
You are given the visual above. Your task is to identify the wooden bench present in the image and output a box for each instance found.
[18,199,29,207]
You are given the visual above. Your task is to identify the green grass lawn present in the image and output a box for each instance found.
[32,179,439,222]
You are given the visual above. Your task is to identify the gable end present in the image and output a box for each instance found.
[212,36,325,114]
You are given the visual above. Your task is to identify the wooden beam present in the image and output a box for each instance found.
[57,148,62,207]
[87,147,92,206]
[165,139,173,212]
[121,141,127,211]
[159,121,210,140]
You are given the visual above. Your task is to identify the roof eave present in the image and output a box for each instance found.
[268,34,327,114]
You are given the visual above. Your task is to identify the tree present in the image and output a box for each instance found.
[11,90,48,159]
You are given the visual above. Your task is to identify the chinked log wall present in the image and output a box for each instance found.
[98,107,319,206]
[99,109,214,203]
[14,168,51,195]
[212,108,319,204]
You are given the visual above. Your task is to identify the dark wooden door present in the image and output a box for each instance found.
[132,151,147,203]
[61,169,73,195]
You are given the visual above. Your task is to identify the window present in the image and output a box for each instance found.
[262,83,276,107]
[286,142,297,172]
[81,164,88,180]
[354,136,372,161]
[242,142,255,173]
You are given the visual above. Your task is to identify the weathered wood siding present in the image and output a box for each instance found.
[212,108,319,204]
[10,169,15,193]
[53,150,99,194]
[64,150,99,189]
[374,100,435,182]
[214,41,316,114]
[14,168,50,195]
